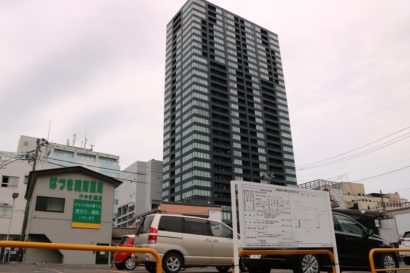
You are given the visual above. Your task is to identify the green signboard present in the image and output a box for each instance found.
[72,199,102,229]
[49,177,104,194]
[49,176,103,202]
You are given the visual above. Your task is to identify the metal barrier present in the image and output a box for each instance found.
[369,248,410,273]
[0,241,162,273]
[239,249,336,273]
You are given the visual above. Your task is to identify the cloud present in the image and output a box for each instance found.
[1,0,410,199]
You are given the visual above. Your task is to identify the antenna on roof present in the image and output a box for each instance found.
[47,120,51,140]
[84,132,87,149]
[72,134,77,147]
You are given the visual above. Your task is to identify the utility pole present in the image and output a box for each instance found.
[20,139,48,242]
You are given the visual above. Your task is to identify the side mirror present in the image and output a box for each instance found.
[367,228,375,237]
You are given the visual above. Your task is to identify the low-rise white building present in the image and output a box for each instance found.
[0,151,57,243]
[23,166,121,264]
[0,135,120,242]
[115,159,162,227]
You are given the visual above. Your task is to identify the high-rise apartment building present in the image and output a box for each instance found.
[162,0,297,207]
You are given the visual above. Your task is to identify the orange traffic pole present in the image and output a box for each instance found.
[0,241,162,273]
[369,248,410,273]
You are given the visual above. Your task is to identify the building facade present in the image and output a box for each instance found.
[0,150,58,244]
[299,180,410,211]
[0,135,121,242]
[115,159,162,227]
[23,167,121,264]
[162,0,297,206]
[17,135,120,179]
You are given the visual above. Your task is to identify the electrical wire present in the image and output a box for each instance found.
[297,125,410,169]
[0,158,19,169]
[297,143,410,183]
[1,150,149,184]
[38,151,46,170]
[0,150,36,168]
[298,132,410,171]
[42,156,147,175]
[41,157,148,184]
[350,165,410,182]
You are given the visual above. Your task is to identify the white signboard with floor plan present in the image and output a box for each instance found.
[230,181,340,273]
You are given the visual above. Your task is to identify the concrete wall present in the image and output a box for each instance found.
[25,172,115,264]
[340,182,365,196]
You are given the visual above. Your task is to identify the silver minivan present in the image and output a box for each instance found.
[133,213,235,273]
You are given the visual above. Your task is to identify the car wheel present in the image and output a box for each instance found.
[145,262,156,273]
[163,252,183,273]
[115,262,125,270]
[380,253,396,273]
[294,254,320,273]
[124,256,136,270]
[403,257,410,265]
[216,266,231,273]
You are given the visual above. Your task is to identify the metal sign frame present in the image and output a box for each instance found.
[231,181,340,273]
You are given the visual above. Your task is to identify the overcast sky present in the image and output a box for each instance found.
[1,0,409,199]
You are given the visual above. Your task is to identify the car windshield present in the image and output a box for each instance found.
[136,215,154,235]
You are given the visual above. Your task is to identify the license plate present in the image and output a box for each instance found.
[250,255,261,259]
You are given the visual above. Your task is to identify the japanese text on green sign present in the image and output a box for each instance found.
[72,199,102,225]
[50,177,103,194]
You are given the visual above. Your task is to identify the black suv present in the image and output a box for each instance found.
[243,211,398,273]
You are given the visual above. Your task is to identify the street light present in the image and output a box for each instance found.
[3,192,19,263]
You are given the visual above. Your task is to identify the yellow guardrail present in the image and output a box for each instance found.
[239,249,336,273]
[369,248,410,273]
[0,241,162,273]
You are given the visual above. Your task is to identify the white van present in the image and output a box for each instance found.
[133,213,235,273]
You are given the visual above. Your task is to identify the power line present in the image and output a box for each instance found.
[42,156,147,175]
[38,151,46,170]
[1,153,149,184]
[297,125,410,169]
[0,158,19,169]
[45,159,149,185]
[341,156,410,179]
[297,145,410,183]
[350,165,410,183]
[298,132,410,171]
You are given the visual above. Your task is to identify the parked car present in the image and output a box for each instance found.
[399,231,410,265]
[133,213,246,273]
[113,235,137,270]
[243,211,399,273]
